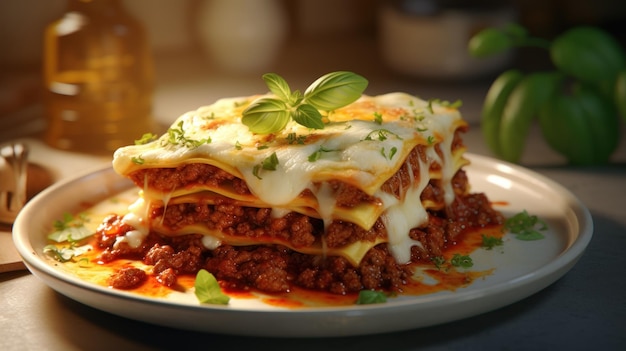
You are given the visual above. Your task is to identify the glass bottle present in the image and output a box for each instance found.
[43,0,154,155]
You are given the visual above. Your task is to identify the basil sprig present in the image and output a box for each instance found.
[242,71,368,134]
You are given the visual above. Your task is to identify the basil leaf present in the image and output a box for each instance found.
[356,290,387,305]
[468,28,514,58]
[304,71,368,111]
[292,104,325,129]
[263,73,291,101]
[194,269,230,305]
[242,98,290,134]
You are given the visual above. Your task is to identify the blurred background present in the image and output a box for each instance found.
[1,0,625,147]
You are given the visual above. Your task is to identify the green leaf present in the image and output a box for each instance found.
[505,210,547,241]
[263,73,291,101]
[304,71,368,111]
[134,133,157,145]
[503,23,529,41]
[292,104,325,129]
[481,234,503,250]
[308,146,334,162]
[194,269,230,305]
[450,254,473,268]
[261,152,279,171]
[356,290,387,305]
[431,256,446,270]
[551,26,626,84]
[44,244,93,262]
[48,226,94,243]
[468,28,514,58]
[242,98,290,134]
[243,72,368,134]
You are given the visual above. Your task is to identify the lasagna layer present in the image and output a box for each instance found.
[105,92,504,294]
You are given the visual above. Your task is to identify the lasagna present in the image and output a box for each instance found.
[100,91,504,295]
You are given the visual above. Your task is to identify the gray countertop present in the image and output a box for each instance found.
[2,49,626,350]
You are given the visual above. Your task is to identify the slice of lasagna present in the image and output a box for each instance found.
[103,90,503,295]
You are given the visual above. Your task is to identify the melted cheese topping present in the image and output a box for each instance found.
[112,93,468,265]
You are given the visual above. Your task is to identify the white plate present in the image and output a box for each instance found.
[12,154,593,337]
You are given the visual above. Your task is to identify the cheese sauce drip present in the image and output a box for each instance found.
[379,157,430,263]
[114,197,150,249]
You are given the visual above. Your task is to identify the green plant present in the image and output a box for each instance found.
[469,24,626,165]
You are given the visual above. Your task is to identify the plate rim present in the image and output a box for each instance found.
[12,153,594,336]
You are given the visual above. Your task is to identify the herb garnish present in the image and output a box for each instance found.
[252,152,279,179]
[286,132,306,145]
[481,234,504,250]
[450,254,474,268]
[242,71,368,134]
[308,146,336,162]
[363,129,403,142]
[505,210,547,241]
[49,213,92,243]
[431,254,473,270]
[380,146,398,160]
[134,133,157,145]
[131,155,145,165]
[194,269,230,305]
[166,121,211,148]
[373,111,383,124]
[356,290,388,305]
[45,212,94,262]
[431,256,446,270]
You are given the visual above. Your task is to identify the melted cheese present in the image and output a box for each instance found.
[112,93,468,265]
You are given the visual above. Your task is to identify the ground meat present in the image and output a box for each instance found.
[205,245,291,293]
[98,191,502,294]
[129,163,251,195]
[108,267,147,289]
[445,192,505,240]
[380,145,428,198]
[291,245,412,294]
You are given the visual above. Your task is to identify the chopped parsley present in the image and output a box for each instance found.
[505,210,547,241]
[431,256,446,270]
[481,234,504,250]
[308,146,335,162]
[450,254,473,268]
[363,129,403,142]
[165,121,211,148]
[431,254,473,270]
[252,152,279,179]
[380,146,398,160]
[373,111,383,124]
[131,155,145,165]
[286,132,306,145]
[134,133,157,145]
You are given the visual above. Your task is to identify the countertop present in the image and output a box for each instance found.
[2,45,626,350]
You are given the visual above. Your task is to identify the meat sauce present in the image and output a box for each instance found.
[64,222,503,308]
